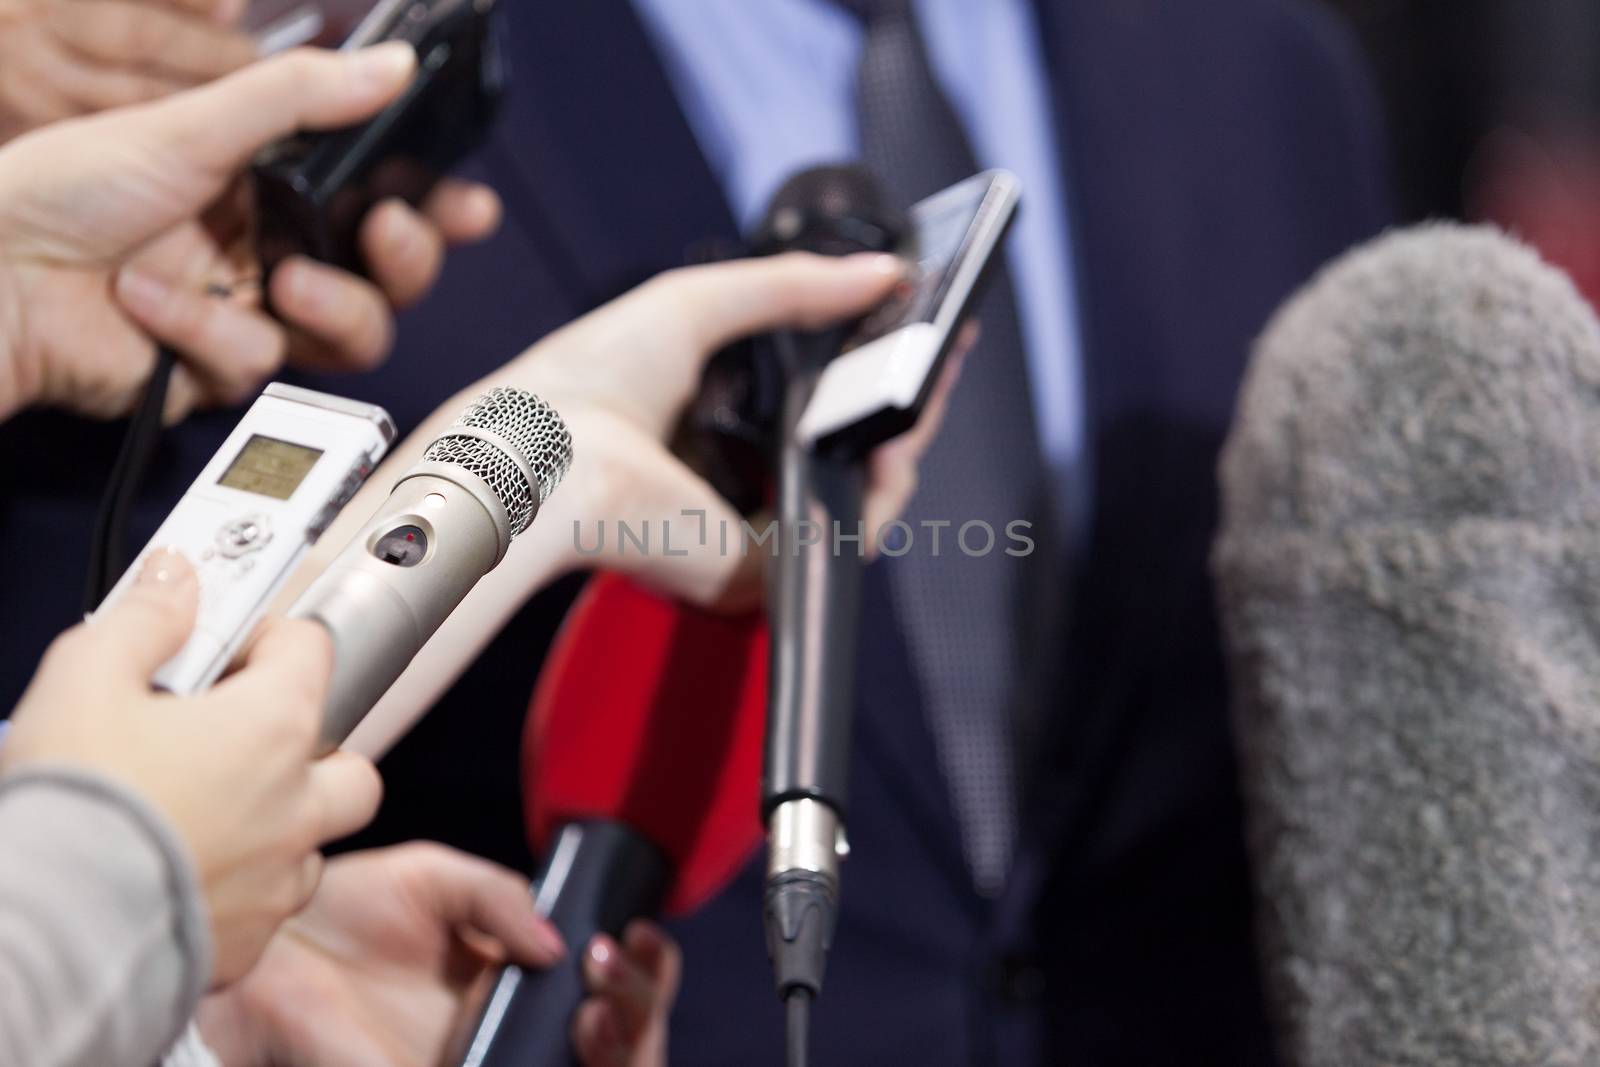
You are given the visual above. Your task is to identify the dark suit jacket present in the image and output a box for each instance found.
[0,1,1391,1063]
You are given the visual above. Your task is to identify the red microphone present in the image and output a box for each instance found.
[457,572,768,1067]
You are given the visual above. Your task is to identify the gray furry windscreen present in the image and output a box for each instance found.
[1213,224,1600,1066]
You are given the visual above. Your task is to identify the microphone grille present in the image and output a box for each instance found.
[753,163,903,256]
[422,387,573,538]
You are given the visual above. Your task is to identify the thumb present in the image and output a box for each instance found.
[87,548,200,678]
[652,251,907,355]
[127,43,417,181]
[307,751,384,845]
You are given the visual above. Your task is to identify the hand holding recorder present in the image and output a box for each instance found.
[0,42,499,425]
[0,550,382,986]
[0,0,257,144]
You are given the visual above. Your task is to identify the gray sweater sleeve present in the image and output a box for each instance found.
[0,766,213,1067]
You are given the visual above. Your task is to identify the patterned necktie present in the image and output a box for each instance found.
[837,0,1052,895]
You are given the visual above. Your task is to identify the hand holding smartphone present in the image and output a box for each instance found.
[796,170,1021,457]
[251,0,508,276]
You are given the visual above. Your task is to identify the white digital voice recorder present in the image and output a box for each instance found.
[99,383,396,695]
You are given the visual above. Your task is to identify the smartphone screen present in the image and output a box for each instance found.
[245,0,379,50]
[842,180,991,352]
[793,170,1019,454]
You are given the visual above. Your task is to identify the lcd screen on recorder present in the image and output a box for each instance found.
[217,434,324,500]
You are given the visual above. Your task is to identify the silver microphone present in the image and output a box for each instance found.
[290,387,572,748]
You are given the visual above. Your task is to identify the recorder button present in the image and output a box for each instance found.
[217,513,272,558]
[310,470,367,538]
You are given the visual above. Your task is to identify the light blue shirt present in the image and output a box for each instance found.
[630,0,1088,512]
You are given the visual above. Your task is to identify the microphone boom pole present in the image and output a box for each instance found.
[754,166,904,1063]
[762,328,865,1043]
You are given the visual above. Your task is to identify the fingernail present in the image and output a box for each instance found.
[277,260,322,314]
[535,921,567,960]
[468,185,501,223]
[116,269,173,316]
[850,252,907,277]
[382,207,417,258]
[349,41,416,92]
[138,547,194,588]
[588,936,615,979]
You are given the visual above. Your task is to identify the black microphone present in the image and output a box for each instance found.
[456,575,766,1067]
[1214,224,1600,1064]
[751,166,904,1058]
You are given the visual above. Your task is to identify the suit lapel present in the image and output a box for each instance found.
[1008,0,1394,928]
[997,0,1196,929]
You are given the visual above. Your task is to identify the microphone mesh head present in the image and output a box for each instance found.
[422,387,572,537]
[765,164,888,226]
[753,163,904,256]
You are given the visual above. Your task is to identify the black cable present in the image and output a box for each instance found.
[84,346,176,613]
[785,988,811,1067]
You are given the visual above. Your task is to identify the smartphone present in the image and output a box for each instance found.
[795,170,1021,456]
[251,0,507,276]
[244,0,376,50]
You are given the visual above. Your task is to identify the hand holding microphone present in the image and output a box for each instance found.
[512,251,927,608]
[570,922,679,1067]
[192,842,677,1067]
[0,550,382,986]
[0,42,499,426]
